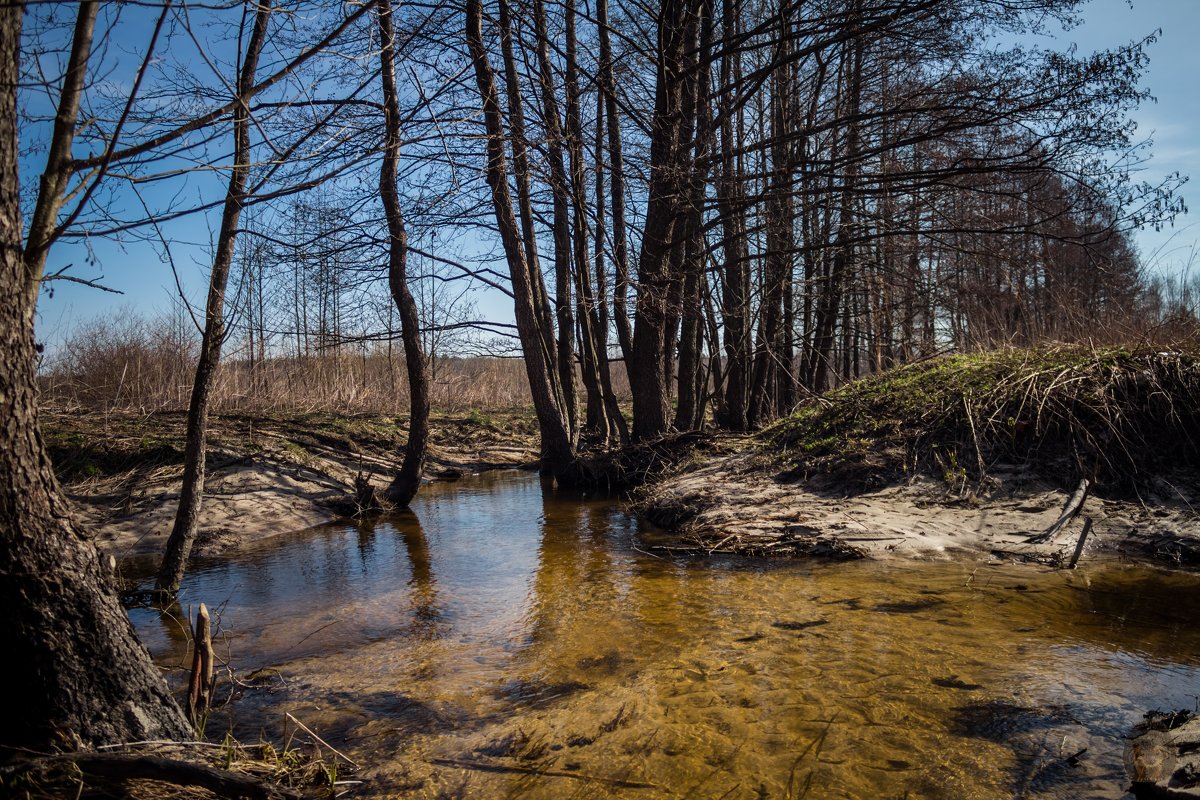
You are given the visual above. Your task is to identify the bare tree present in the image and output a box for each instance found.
[157,1,274,595]
[465,0,580,480]
[378,0,430,506]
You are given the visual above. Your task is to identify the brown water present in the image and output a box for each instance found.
[128,471,1200,799]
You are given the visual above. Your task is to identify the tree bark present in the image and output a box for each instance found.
[0,2,189,748]
[158,3,272,594]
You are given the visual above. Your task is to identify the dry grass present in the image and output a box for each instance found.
[41,351,548,415]
[40,311,632,416]
[767,344,1200,496]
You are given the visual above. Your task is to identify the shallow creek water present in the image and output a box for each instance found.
[128,471,1200,799]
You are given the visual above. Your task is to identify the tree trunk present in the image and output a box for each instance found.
[0,2,189,748]
[673,2,712,432]
[750,22,794,427]
[674,219,706,430]
[716,0,750,430]
[378,0,428,506]
[466,0,579,480]
[158,3,271,595]
[496,0,572,439]
[804,16,862,394]
[589,75,629,445]
[629,0,700,441]
[597,0,634,371]
[561,0,626,446]
[530,0,586,444]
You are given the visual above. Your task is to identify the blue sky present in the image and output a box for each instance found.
[1065,0,1199,280]
[28,0,1200,353]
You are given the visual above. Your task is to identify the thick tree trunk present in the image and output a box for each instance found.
[629,0,699,441]
[0,2,189,748]
[157,4,271,594]
[377,0,428,506]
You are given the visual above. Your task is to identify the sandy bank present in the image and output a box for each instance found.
[639,452,1200,568]
[45,409,539,562]
[637,348,1200,570]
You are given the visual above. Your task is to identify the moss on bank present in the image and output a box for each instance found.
[765,346,1200,495]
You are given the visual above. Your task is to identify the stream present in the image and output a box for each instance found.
[127,470,1200,799]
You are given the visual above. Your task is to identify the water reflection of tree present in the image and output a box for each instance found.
[521,478,706,674]
[392,510,442,641]
[148,602,196,670]
[522,477,590,652]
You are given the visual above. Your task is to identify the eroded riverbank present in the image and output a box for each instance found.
[128,471,1200,799]
[638,452,1200,567]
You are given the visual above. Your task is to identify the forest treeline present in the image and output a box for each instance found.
[1,0,1195,754]
[31,0,1195,462]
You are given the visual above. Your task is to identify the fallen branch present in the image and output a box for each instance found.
[1067,516,1094,569]
[1026,478,1090,544]
[707,533,738,554]
[284,713,359,767]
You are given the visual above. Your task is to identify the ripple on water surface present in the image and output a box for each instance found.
[128,471,1200,799]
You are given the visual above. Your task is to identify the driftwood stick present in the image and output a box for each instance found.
[186,604,214,728]
[430,757,656,788]
[62,753,305,800]
[1067,516,1094,569]
[284,713,359,767]
[1026,478,1090,544]
[707,533,738,554]
[198,604,214,711]
[185,605,208,726]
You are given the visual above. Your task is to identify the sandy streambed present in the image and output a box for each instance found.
[128,471,1200,800]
